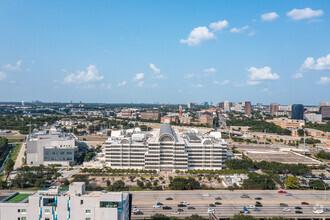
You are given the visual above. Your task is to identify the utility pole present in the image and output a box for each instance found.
[303,129,306,155]
[264,130,266,148]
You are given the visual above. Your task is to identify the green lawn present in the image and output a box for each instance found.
[9,143,22,162]
[6,193,30,203]
[7,139,24,143]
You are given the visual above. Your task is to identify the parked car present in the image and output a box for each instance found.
[282,208,291,212]
[295,210,303,214]
[172,211,179,215]
[278,190,287,193]
[215,197,222,200]
[166,197,173,200]
[181,201,189,205]
[255,204,263,207]
[255,197,262,200]
[177,209,184,212]
[295,206,302,209]
[209,204,216,207]
[285,193,292,196]
[301,202,309,205]
[215,202,222,205]
[247,205,255,209]
[157,202,163,206]
[241,194,249,198]
[178,204,186,207]
[187,206,195,210]
[203,193,211,197]
[254,208,261,212]
[280,203,288,207]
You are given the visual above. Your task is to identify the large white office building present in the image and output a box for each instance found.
[105,123,227,171]
[26,126,79,166]
[0,182,131,220]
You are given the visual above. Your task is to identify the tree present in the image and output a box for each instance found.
[4,159,15,174]
[315,150,330,160]
[137,180,144,188]
[35,178,45,188]
[169,177,200,190]
[285,176,299,189]
[309,179,328,190]
[297,129,304,136]
[183,214,205,220]
[108,180,125,191]
[146,181,152,189]
[230,214,256,220]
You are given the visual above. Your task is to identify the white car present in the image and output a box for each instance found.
[181,201,190,205]
[153,205,161,208]
[203,193,211,197]
[313,209,324,214]
[207,208,215,214]
[282,208,291,212]
[247,205,255,209]
[132,209,139,213]
[172,211,180,215]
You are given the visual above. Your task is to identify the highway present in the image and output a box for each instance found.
[130,190,330,219]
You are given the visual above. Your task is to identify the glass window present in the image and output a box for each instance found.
[81,200,84,205]
[45,209,50,214]
[86,210,91,214]
[86,218,91,220]
[21,209,26,213]
[60,152,65,155]
[43,198,55,206]
[67,151,73,155]
[21,218,27,220]
[100,201,120,208]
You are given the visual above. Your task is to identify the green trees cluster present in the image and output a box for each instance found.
[305,121,330,132]
[241,172,275,190]
[12,165,60,188]
[0,137,11,167]
[169,177,200,190]
[315,150,330,160]
[226,158,311,175]
[309,179,328,190]
[285,176,300,189]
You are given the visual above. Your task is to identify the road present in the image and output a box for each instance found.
[13,143,25,170]
[130,190,330,218]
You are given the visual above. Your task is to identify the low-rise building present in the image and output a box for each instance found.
[26,126,79,166]
[304,113,322,122]
[0,182,131,220]
[140,112,161,121]
[267,117,305,129]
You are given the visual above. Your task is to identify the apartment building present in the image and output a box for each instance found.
[140,112,161,121]
[105,123,227,171]
[26,126,79,166]
[0,182,131,220]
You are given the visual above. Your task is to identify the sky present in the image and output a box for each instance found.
[0,0,329,105]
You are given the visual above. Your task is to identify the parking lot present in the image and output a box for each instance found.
[130,190,330,218]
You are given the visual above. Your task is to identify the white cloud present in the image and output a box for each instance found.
[0,71,6,80]
[287,8,323,20]
[133,73,144,81]
[191,84,203,88]
[317,76,330,85]
[204,67,217,73]
[230,25,249,33]
[214,80,229,85]
[137,81,144,87]
[291,72,303,79]
[261,12,279,21]
[3,60,22,71]
[248,31,256,36]
[184,73,196,79]
[247,81,261,86]
[117,81,127,87]
[209,20,229,31]
[233,82,244,87]
[301,54,330,70]
[261,88,269,92]
[64,65,104,84]
[180,26,215,46]
[248,66,280,81]
[149,63,160,74]
[151,83,159,88]
[101,83,112,89]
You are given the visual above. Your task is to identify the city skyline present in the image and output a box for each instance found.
[0,1,329,104]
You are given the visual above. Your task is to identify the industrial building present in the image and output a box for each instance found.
[26,126,79,166]
[105,123,227,171]
[0,182,131,220]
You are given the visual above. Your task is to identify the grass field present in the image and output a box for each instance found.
[7,139,24,143]
[6,193,30,203]
[9,143,22,162]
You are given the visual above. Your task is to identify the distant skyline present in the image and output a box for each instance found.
[0,1,329,105]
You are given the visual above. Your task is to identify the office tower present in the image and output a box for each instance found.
[179,104,183,117]
[292,104,304,120]
[270,103,279,115]
[245,101,251,115]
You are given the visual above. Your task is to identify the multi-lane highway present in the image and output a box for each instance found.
[130,190,330,219]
